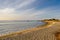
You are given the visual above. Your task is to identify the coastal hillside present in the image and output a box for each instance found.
[0,21,60,40]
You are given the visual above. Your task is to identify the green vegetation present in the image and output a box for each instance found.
[43,18,60,22]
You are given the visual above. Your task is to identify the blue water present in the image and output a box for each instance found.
[0,20,45,35]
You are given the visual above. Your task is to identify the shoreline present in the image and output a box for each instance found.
[0,21,60,40]
[0,21,53,37]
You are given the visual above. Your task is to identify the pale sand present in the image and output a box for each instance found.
[0,21,60,40]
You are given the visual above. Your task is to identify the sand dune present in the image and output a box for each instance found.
[0,21,60,40]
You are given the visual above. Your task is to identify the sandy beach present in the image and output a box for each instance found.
[0,21,60,40]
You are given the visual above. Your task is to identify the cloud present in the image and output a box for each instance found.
[0,8,16,20]
[0,7,60,20]
[0,7,45,20]
[0,0,37,20]
[15,0,36,9]
[0,0,36,9]
[0,0,60,20]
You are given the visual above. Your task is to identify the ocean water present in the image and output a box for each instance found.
[0,20,45,35]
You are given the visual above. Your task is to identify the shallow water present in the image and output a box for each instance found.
[0,20,45,35]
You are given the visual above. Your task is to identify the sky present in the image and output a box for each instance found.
[0,0,60,20]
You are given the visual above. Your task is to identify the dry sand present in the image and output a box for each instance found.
[0,21,60,40]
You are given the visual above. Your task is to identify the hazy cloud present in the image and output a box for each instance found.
[0,0,60,20]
